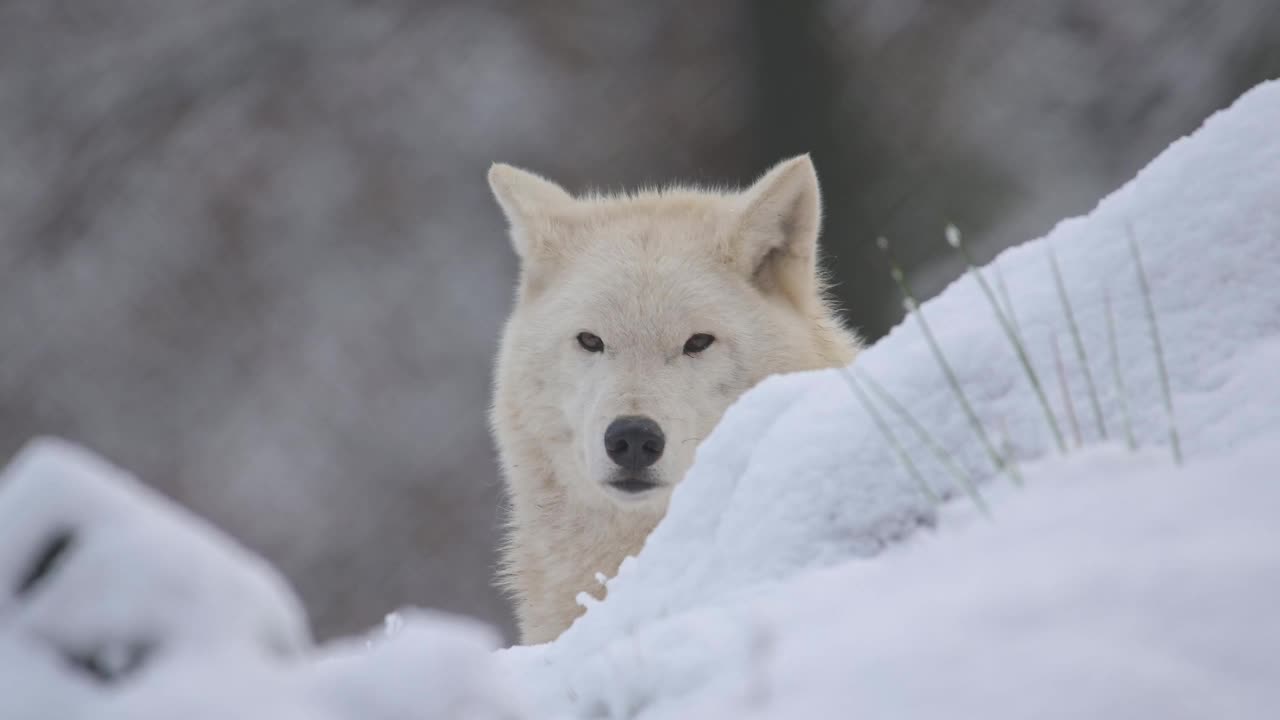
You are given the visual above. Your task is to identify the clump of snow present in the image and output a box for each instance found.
[3,78,1280,718]
[301,610,525,720]
[92,609,525,720]
[0,439,527,719]
[0,437,309,716]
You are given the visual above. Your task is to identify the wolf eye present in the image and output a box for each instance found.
[683,333,715,355]
[577,332,605,353]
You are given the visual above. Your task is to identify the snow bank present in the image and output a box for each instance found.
[643,439,1280,719]
[2,79,1279,718]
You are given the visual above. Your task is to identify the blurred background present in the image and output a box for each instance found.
[2,1,1277,643]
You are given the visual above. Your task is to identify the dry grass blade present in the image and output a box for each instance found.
[1104,288,1137,451]
[837,368,940,506]
[1047,241,1108,441]
[948,225,1066,453]
[879,236,1022,486]
[993,259,1024,345]
[857,368,990,516]
[1127,225,1182,464]
[1051,333,1083,448]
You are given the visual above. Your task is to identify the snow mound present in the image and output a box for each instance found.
[0,437,309,717]
[2,79,1279,718]
[642,440,1280,719]
[0,439,525,720]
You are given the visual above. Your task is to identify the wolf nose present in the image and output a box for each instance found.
[604,416,665,469]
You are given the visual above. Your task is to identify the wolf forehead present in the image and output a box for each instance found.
[500,184,757,263]
[488,155,827,308]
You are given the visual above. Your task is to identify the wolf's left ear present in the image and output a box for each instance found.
[732,154,823,307]
[488,163,574,259]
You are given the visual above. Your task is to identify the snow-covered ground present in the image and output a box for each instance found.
[2,79,1278,718]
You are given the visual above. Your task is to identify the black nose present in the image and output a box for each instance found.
[604,416,665,469]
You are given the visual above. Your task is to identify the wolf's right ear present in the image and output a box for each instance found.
[731,154,823,308]
[487,163,574,259]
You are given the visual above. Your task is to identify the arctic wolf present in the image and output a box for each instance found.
[487,155,860,644]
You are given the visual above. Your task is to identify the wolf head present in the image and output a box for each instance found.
[487,155,858,513]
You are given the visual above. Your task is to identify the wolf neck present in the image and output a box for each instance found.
[506,472,664,644]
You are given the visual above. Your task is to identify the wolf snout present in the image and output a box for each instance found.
[604,416,665,469]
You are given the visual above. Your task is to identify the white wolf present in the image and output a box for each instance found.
[486,155,860,644]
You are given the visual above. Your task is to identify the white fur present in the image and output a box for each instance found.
[486,155,860,644]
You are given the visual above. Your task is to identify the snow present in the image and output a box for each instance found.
[643,440,1280,719]
[3,78,1280,717]
[89,609,524,720]
[0,437,308,716]
[0,440,525,719]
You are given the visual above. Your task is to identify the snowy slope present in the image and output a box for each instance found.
[642,441,1280,719]
[1,79,1278,718]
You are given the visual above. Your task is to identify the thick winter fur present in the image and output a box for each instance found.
[487,155,860,644]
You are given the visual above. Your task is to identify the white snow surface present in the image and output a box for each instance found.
[0,437,308,718]
[0,439,525,719]
[2,79,1279,718]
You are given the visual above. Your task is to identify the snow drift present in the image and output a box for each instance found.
[2,79,1279,718]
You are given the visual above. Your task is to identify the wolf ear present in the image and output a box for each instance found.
[732,154,823,306]
[487,163,574,259]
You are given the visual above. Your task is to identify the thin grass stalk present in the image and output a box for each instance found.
[997,418,1021,484]
[1047,242,1108,440]
[857,368,990,516]
[993,259,1025,346]
[1104,289,1137,451]
[837,368,940,505]
[878,236,1023,485]
[1127,226,1183,464]
[1051,333,1083,447]
[946,226,1066,453]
